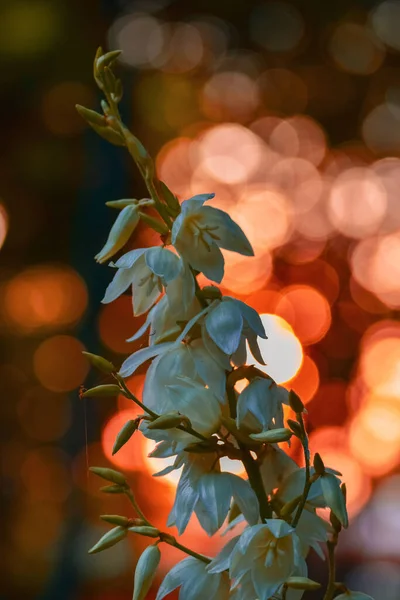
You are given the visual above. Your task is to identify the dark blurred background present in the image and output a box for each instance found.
[1,0,400,598]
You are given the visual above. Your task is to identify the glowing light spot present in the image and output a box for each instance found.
[372,157,400,234]
[98,295,137,354]
[108,13,166,67]
[221,250,272,296]
[156,137,193,198]
[41,81,94,136]
[349,402,400,476]
[33,335,89,392]
[275,285,331,345]
[269,116,326,166]
[20,447,71,503]
[329,22,385,75]
[102,410,143,471]
[202,72,259,121]
[285,355,319,404]
[3,265,88,333]
[371,0,400,51]
[196,124,263,185]
[156,22,203,73]
[360,324,400,396]
[246,314,303,384]
[234,186,293,252]
[328,167,387,239]
[279,238,326,265]
[0,203,8,250]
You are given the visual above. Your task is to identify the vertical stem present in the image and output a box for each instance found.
[292,414,312,527]
[239,444,272,521]
[323,536,338,600]
[125,489,151,526]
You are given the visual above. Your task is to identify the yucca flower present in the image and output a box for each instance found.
[156,557,230,600]
[335,593,374,600]
[171,193,254,283]
[236,377,288,433]
[208,520,304,600]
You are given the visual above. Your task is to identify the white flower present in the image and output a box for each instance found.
[171,193,253,283]
[320,472,349,528]
[102,246,191,316]
[156,557,230,600]
[167,454,260,535]
[335,593,375,600]
[260,445,298,496]
[142,338,227,406]
[208,520,304,600]
[294,507,331,559]
[204,297,266,357]
[95,203,140,263]
[236,377,288,433]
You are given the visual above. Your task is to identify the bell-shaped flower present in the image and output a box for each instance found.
[204,297,266,357]
[320,472,348,528]
[236,377,288,433]
[167,454,260,536]
[95,203,140,263]
[335,593,375,600]
[276,467,333,510]
[171,193,253,283]
[156,557,230,600]
[102,246,191,316]
[293,507,331,559]
[208,520,304,600]
[260,445,298,496]
[142,338,227,408]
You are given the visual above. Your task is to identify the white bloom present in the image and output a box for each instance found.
[294,507,331,559]
[102,246,191,316]
[156,557,230,600]
[320,472,349,528]
[95,203,140,263]
[276,467,329,509]
[236,377,288,433]
[335,593,375,600]
[167,454,259,535]
[208,520,304,600]
[205,297,266,357]
[260,445,298,496]
[143,338,227,406]
[171,193,253,283]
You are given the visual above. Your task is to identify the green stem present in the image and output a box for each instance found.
[323,537,338,600]
[292,414,312,527]
[164,536,211,564]
[125,489,151,526]
[239,444,272,521]
[282,585,288,600]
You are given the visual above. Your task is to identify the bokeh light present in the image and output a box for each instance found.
[33,335,89,392]
[247,313,303,384]
[18,387,72,442]
[249,1,304,53]
[2,265,88,333]
[329,22,385,75]
[285,354,319,404]
[0,203,9,250]
[41,81,94,136]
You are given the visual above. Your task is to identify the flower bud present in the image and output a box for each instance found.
[82,352,115,374]
[285,577,321,591]
[88,526,127,554]
[280,495,302,518]
[335,593,375,600]
[120,125,154,180]
[313,452,326,475]
[96,49,122,72]
[100,515,130,527]
[89,466,127,486]
[159,181,181,216]
[75,104,107,127]
[147,412,190,430]
[112,419,139,455]
[250,428,293,443]
[287,419,303,437]
[289,390,304,413]
[81,384,121,398]
[138,211,169,234]
[129,526,160,538]
[183,441,217,454]
[106,199,138,209]
[132,544,161,600]
[320,473,349,529]
[95,204,140,263]
[100,484,125,494]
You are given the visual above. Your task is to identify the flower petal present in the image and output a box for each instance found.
[227,297,267,338]
[114,247,147,269]
[119,342,175,378]
[146,246,181,282]
[102,267,135,304]
[200,206,254,256]
[205,300,243,355]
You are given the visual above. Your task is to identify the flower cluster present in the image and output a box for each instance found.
[77,49,375,600]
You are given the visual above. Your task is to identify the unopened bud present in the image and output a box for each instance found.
[88,526,127,554]
[100,484,126,494]
[320,473,349,529]
[138,211,169,234]
[120,125,154,180]
[112,419,138,455]
[106,199,138,209]
[132,544,161,600]
[96,50,122,72]
[87,121,125,146]
[159,181,181,216]
[250,428,293,444]
[129,526,160,538]
[183,441,217,454]
[289,390,304,413]
[313,452,326,475]
[81,384,121,398]
[76,105,107,127]
[82,352,115,373]
[95,204,140,263]
[100,515,130,527]
[147,412,189,431]
[280,495,302,518]
[285,577,321,591]
[89,466,127,486]
[287,419,303,437]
